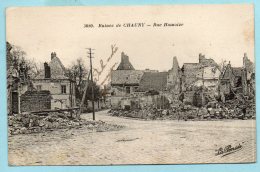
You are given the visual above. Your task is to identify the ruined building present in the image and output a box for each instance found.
[176,54,221,106]
[110,52,221,105]
[110,51,254,109]
[32,52,76,109]
[111,52,168,96]
[219,53,255,99]
[181,54,221,92]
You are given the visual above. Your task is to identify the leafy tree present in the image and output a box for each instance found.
[86,81,101,101]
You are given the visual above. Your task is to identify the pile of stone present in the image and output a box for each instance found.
[109,98,255,121]
[214,98,255,120]
[9,111,124,135]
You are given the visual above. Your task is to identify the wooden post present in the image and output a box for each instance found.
[18,82,21,114]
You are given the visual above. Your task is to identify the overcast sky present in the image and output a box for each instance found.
[6,4,254,84]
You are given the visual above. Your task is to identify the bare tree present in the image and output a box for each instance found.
[6,42,39,114]
[67,58,89,100]
[25,58,42,79]
[218,59,227,74]
[8,44,38,82]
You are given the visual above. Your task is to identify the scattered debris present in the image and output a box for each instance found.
[109,96,255,121]
[8,111,124,135]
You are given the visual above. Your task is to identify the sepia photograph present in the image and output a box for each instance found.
[6,4,255,165]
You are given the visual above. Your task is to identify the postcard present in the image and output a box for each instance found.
[6,4,255,165]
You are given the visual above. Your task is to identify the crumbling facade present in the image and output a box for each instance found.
[167,56,182,94]
[181,54,221,91]
[177,54,221,106]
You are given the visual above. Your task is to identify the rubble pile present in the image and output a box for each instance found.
[9,112,124,135]
[109,97,255,121]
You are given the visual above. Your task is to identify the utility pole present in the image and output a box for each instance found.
[87,48,95,120]
[201,65,205,106]
[17,64,21,114]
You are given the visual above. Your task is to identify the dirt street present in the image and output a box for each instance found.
[8,110,256,165]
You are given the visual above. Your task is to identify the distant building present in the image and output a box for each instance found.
[111,69,144,96]
[110,51,254,108]
[32,52,76,109]
[219,53,255,96]
[111,52,167,96]
[111,52,222,96]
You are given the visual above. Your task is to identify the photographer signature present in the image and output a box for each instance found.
[215,143,243,157]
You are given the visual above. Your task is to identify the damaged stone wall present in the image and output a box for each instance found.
[181,63,202,91]
[20,90,52,112]
[167,56,181,93]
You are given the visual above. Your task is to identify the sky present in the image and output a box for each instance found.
[6,4,254,85]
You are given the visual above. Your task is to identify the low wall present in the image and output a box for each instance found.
[111,94,170,110]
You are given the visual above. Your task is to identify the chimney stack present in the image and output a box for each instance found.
[121,52,129,62]
[199,53,206,63]
[51,52,56,60]
[44,62,51,78]
[116,52,135,70]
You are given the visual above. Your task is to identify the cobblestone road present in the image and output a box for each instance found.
[9,110,256,165]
